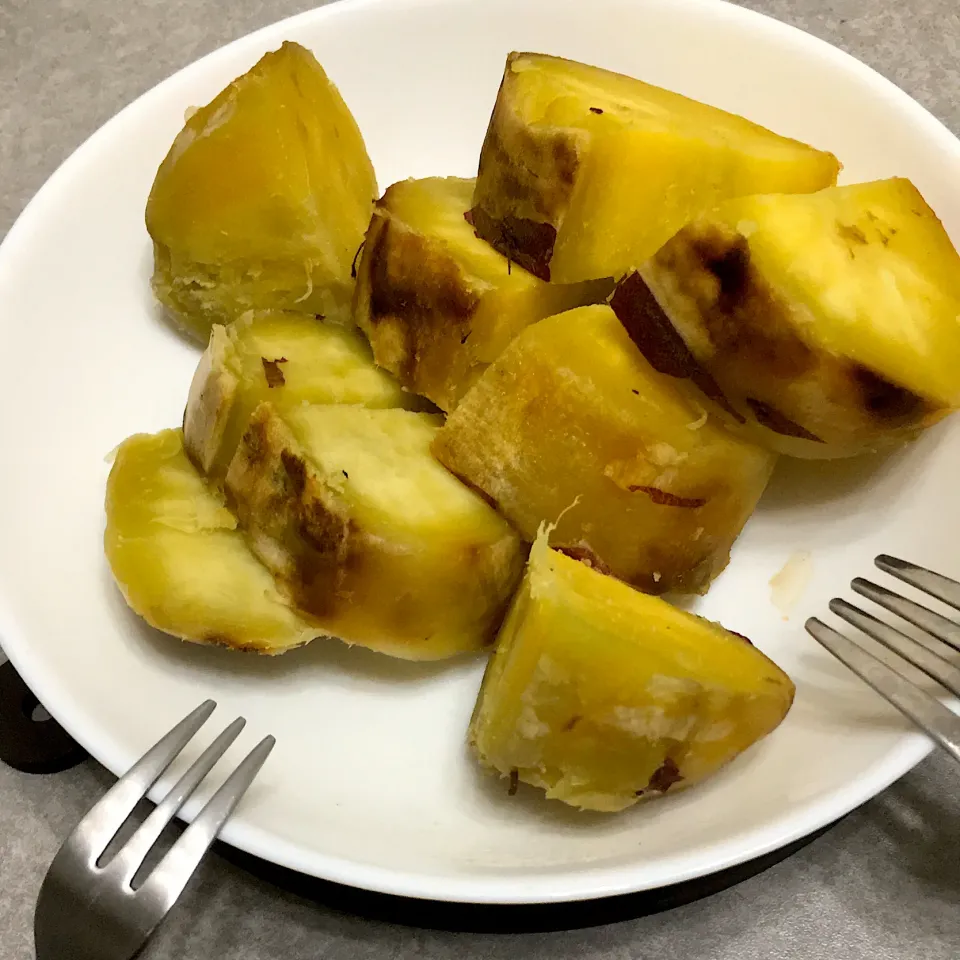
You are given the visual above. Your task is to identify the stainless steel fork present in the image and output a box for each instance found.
[34,700,275,960]
[807,555,960,765]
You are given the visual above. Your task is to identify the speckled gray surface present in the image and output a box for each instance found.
[2,0,959,957]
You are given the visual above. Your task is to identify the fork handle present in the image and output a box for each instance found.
[0,658,87,774]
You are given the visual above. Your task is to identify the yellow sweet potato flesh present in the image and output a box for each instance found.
[225,403,526,660]
[183,309,420,487]
[432,305,775,594]
[353,176,611,411]
[104,429,317,653]
[469,533,795,812]
[634,178,960,457]
[146,41,377,340]
[471,52,840,284]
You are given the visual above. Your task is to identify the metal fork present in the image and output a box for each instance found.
[807,555,960,765]
[34,700,275,960]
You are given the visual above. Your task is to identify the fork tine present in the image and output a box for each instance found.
[829,598,960,698]
[108,717,246,887]
[139,735,275,912]
[852,577,960,653]
[806,618,960,765]
[876,555,960,612]
[72,700,216,862]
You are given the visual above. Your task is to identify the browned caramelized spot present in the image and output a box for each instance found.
[563,715,582,732]
[678,228,816,380]
[261,357,288,388]
[242,418,269,465]
[508,769,519,796]
[647,757,683,793]
[551,138,579,187]
[286,504,355,618]
[203,633,262,653]
[696,235,751,310]
[746,397,824,442]
[728,630,754,646]
[610,272,743,421]
[463,209,474,226]
[366,218,479,384]
[297,499,348,556]
[469,205,557,281]
[555,544,614,576]
[850,365,927,422]
[350,239,365,279]
[628,485,708,509]
[837,222,868,246]
[589,106,604,114]
[280,450,307,496]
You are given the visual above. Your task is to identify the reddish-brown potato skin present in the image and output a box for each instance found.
[470,52,839,285]
[469,61,581,282]
[632,219,945,457]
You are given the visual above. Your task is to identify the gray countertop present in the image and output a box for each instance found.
[2,0,959,957]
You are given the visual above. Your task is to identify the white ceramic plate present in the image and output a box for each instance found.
[2,0,960,905]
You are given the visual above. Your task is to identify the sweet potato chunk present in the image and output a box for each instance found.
[353,176,611,410]
[632,178,960,457]
[225,403,526,660]
[104,429,317,654]
[183,310,419,487]
[432,305,775,594]
[146,41,377,340]
[471,52,840,283]
[469,532,795,812]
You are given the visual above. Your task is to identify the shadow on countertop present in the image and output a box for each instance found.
[213,822,835,933]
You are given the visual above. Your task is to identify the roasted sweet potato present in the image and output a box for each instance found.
[470,52,840,284]
[146,41,377,340]
[225,403,526,660]
[631,178,960,457]
[432,305,775,594]
[353,176,611,411]
[105,429,317,654]
[469,531,795,812]
[183,309,420,487]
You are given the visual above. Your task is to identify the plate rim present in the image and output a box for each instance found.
[0,0,950,904]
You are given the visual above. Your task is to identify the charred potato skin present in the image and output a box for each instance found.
[353,177,611,412]
[224,407,355,618]
[225,404,526,660]
[633,194,952,458]
[354,200,481,409]
[470,65,583,281]
[470,52,840,284]
[432,305,776,595]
